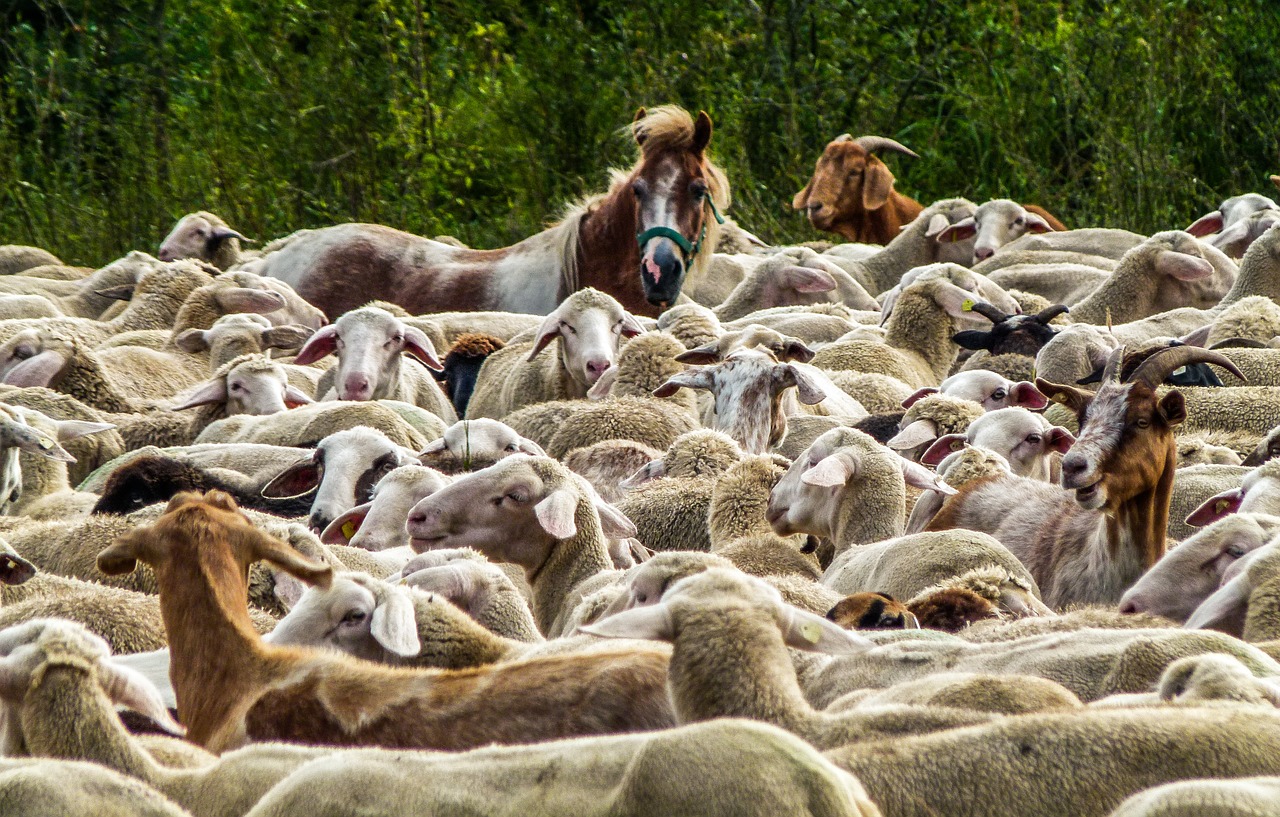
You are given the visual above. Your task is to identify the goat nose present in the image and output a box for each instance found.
[806,202,824,214]
[974,246,995,261]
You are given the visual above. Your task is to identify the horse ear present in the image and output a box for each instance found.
[692,111,713,154]
[633,108,648,145]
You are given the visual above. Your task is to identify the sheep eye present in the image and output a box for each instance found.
[991,389,1007,401]
[560,321,576,336]
[1226,546,1246,558]
[1026,434,1042,445]
[1013,217,1024,227]
[13,346,33,360]
[505,443,519,452]
[343,610,367,624]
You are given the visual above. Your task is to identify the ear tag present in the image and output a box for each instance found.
[37,436,53,450]
[1216,500,1230,513]
[950,440,964,451]
[4,560,15,570]
[961,299,975,312]
[800,621,822,644]
[342,521,358,540]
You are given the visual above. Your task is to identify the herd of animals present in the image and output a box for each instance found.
[0,104,1279,815]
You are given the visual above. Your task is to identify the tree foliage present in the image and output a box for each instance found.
[2,0,1277,265]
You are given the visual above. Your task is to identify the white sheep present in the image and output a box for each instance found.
[319,464,451,551]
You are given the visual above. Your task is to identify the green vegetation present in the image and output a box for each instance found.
[2,1,1277,265]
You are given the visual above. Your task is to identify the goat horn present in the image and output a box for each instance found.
[1209,337,1270,350]
[1100,345,1127,384]
[1127,346,1247,389]
[1034,304,1070,324]
[967,301,1009,324]
[853,136,920,159]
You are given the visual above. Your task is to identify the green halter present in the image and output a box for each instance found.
[636,195,726,262]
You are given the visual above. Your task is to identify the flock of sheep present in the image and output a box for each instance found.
[1,106,1280,816]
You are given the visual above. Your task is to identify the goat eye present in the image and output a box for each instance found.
[1135,418,1151,429]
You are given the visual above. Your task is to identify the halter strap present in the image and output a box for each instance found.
[636,195,727,262]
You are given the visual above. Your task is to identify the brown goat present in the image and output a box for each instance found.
[828,589,999,633]
[928,346,1246,609]
[96,491,674,753]
[826,592,919,630]
[792,134,922,244]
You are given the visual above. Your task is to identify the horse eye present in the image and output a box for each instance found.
[631,181,646,199]
[689,180,708,198]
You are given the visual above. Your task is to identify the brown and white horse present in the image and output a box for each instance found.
[257,106,729,319]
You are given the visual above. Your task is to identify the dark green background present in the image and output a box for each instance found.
[2,0,1276,265]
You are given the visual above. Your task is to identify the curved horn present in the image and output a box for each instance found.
[1100,345,1127,385]
[853,136,920,160]
[1034,304,1070,324]
[1128,346,1247,389]
[966,301,1009,324]
[1209,337,1270,350]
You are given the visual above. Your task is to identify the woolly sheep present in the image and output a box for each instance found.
[158,210,250,269]
[319,465,450,552]
[1109,777,1280,817]
[437,332,504,415]
[174,313,315,370]
[907,369,1050,412]
[417,418,545,474]
[829,671,1082,716]
[884,392,986,459]
[562,439,665,504]
[195,399,441,450]
[712,249,878,320]
[934,198,1057,263]
[0,386,124,485]
[0,246,62,276]
[544,396,700,460]
[707,454,797,547]
[165,354,314,442]
[399,548,538,641]
[921,407,1074,482]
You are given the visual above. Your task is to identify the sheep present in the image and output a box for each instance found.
[828,707,1280,817]
[259,425,423,532]
[97,490,675,752]
[174,313,314,370]
[828,671,1082,716]
[195,399,441,450]
[1118,513,1280,621]
[906,445,1016,534]
[655,301,723,349]
[157,210,251,270]
[1000,225,1147,259]
[724,303,870,345]
[407,455,638,637]
[950,301,1068,357]
[245,719,880,817]
[934,198,1059,263]
[170,270,327,334]
[544,396,700,460]
[318,465,450,552]
[654,348,865,454]
[562,439,665,503]
[1186,536,1280,638]
[766,428,956,555]
[883,392,986,459]
[0,246,62,276]
[0,758,194,817]
[1244,424,1280,466]
[811,264,1021,388]
[0,252,159,321]
[1184,459,1280,528]
[672,323,818,368]
[416,418,543,475]
[297,305,457,423]
[1204,207,1280,258]
[792,132,923,244]
[436,332,504,415]
[585,569,996,749]
[160,354,314,443]
[707,454,797,548]
[1109,777,1280,817]
[921,407,1074,482]
[0,386,123,485]
[400,309,543,353]
[1174,433,1244,466]
[711,249,878,321]
[465,288,645,420]
[399,548,538,642]
[985,261,1111,305]
[905,369,1050,412]
[1186,192,1279,240]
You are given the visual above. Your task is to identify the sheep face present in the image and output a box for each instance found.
[0,408,76,514]
[936,199,1054,263]
[321,465,450,551]
[0,329,70,389]
[266,572,422,662]
[295,307,441,401]
[158,212,245,264]
[931,371,1050,412]
[527,290,644,390]
[923,408,1073,482]
[1186,193,1279,238]
[172,357,311,417]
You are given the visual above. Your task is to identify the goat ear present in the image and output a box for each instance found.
[936,217,977,243]
[292,325,340,365]
[214,287,287,315]
[534,487,578,539]
[97,532,144,575]
[900,456,957,495]
[691,111,713,155]
[887,419,939,452]
[951,330,995,351]
[1158,390,1188,425]
[260,458,322,499]
[802,451,859,487]
[170,379,228,412]
[1010,382,1049,411]
[1023,212,1053,234]
[1035,379,1090,415]
[1179,324,1214,348]
[675,343,722,365]
[653,369,713,398]
[247,528,333,589]
[580,604,675,642]
[861,160,894,211]
[792,177,815,211]
[779,604,872,654]
[1045,427,1076,455]
[371,585,422,657]
[782,365,827,405]
[782,340,815,363]
[174,328,211,353]
[320,503,370,545]
[901,387,938,409]
[401,327,444,371]
[1186,488,1244,527]
[1186,211,1225,238]
[921,434,966,467]
[528,312,564,361]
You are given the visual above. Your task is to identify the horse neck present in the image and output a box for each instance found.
[574,187,649,315]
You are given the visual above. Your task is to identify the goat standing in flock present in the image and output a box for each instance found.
[0,103,1279,817]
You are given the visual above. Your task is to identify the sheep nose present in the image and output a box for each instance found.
[974,246,996,261]
[342,374,372,400]
[309,513,330,533]
[1118,598,1142,615]
[585,359,612,381]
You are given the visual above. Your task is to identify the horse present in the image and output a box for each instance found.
[255,106,730,319]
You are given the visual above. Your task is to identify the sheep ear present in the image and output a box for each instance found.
[674,343,723,365]
[1010,382,1049,411]
[0,422,75,463]
[619,313,645,339]
[1045,427,1076,455]
[952,330,995,351]
[653,369,713,398]
[170,379,228,412]
[781,265,836,294]
[1185,574,1251,636]
[0,551,35,586]
[292,325,340,365]
[921,434,966,467]
[620,460,666,490]
[580,604,675,642]
[51,419,115,442]
[780,340,815,363]
[1023,212,1053,234]
[260,458,322,499]
[401,564,480,609]
[934,282,985,320]
[262,324,315,352]
[887,419,939,452]
[174,328,211,353]
[209,226,248,244]
[419,437,447,455]
[370,585,422,657]
[215,287,286,314]
[1186,487,1245,527]
[403,328,444,371]
[97,660,185,737]
[528,312,566,360]
[802,451,860,487]
[779,604,872,654]
[283,386,313,408]
[1186,211,1225,237]
[3,350,66,388]
[271,570,309,611]
[935,217,977,243]
[320,502,370,545]
[96,284,135,301]
[586,366,618,400]
[899,456,957,495]
[594,500,638,540]
[1179,324,1214,348]
[924,213,951,239]
[1155,250,1213,282]
[534,487,578,539]
[516,438,547,456]
[781,364,827,405]
[901,387,938,409]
